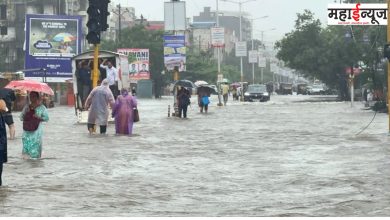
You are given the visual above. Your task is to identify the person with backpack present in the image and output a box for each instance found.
[198,90,210,113]
[177,87,191,118]
[20,92,49,159]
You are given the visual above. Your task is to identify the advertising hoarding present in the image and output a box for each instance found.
[25,14,82,82]
[258,56,267,68]
[164,35,186,71]
[211,27,225,48]
[117,48,150,83]
[248,50,258,63]
[235,41,247,57]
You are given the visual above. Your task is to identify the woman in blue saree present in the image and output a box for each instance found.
[20,92,49,159]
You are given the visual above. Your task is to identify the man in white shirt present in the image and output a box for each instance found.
[100,60,119,99]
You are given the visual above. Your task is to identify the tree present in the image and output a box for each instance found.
[275,9,387,101]
[100,25,165,97]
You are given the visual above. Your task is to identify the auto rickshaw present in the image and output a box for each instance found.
[71,50,129,123]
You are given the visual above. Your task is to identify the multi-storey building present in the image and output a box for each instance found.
[193,7,252,42]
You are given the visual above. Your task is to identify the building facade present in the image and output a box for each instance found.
[193,7,252,42]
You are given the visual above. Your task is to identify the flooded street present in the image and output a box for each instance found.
[1,95,390,216]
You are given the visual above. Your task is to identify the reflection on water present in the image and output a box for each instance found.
[1,95,389,216]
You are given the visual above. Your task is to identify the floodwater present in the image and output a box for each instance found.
[0,95,389,216]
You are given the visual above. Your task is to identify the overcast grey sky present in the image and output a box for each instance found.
[112,0,335,44]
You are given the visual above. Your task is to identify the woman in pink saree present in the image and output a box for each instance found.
[112,89,137,135]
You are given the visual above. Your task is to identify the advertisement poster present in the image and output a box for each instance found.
[211,27,225,48]
[164,35,186,71]
[235,41,247,57]
[25,14,82,82]
[117,48,150,83]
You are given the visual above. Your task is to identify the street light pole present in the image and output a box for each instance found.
[387,0,390,133]
[221,0,256,101]
[112,4,130,43]
[257,28,275,85]
[216,0,223,106]
[250,16,268,84]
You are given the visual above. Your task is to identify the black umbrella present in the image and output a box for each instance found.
[173,80,196,88]
[197,85,216,95]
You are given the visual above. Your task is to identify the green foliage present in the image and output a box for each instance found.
[275,9,387,93]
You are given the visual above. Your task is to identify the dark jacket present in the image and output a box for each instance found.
[0,114,7,163]
[177,88,190,107]
[0,88,16,113]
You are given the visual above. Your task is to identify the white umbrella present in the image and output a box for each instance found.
[194,80,208,86]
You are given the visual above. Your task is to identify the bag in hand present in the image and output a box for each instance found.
[23,108,41,131]
[133,108,140,122]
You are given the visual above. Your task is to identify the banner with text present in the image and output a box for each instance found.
[117,48,150,83]
[164,35,186,71]
[211,27,225,48]
[248,50,258,63]
[25,14,82,82]
[235,41,247,57]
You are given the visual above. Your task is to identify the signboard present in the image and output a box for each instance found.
[25,14,82,82]
[217,74,223,82]
[164,1,186,31]
[164,35,186,71]
[258,56,266,68]
[270,58,279,72]
[235,41,247,57]
[117,48,150,83]
[328,4,387,25]
[248,50,258,63]
[211,27,225,48]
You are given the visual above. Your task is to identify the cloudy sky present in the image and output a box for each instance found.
[112,0,336,44]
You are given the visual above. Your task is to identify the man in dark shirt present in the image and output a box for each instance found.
[76,61,92,107]
[0,88,16,139]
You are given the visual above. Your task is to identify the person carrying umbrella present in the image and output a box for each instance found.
[197,86,213,113]
[20,92,49,159]
[177,86,191,118]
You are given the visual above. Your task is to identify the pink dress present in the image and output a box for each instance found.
[112,94,137,135]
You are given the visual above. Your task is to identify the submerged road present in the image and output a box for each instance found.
[0,95,389,216]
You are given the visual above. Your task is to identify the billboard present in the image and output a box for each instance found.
[211,27,225,48]
[164,35,186,71]
[258,56,266,68]
[25,14,82,82]
[248,50,258,63]
[235,41,247,57]
[117,48,150,83]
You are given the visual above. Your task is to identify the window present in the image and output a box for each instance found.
[0,5,6,20]
[0,26,7,35]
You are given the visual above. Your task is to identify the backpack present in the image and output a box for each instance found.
[202,96,210,105]
[23,108,41,131]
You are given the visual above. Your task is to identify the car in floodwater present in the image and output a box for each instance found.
[244,84,270,102]
[308,84,325,95]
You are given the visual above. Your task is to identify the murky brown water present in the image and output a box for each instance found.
[1,95,389,216]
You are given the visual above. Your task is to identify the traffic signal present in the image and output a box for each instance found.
[86,0,101,44]
[99,0,110,32]
[384,44,390,61]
